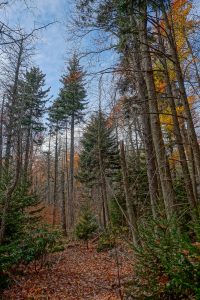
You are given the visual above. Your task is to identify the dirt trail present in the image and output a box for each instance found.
[2,243,132,299]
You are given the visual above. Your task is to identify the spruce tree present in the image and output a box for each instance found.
[19,67,50,177]
[20,67,50,134]
[59,54,87,228]
[75,206,98,248]
[78,112,120,227]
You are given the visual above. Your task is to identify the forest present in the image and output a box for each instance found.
[1,0,200,299]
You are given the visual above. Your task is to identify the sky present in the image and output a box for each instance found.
[1,0,117,114]
[2,0,199,114]
[2,0,71,98]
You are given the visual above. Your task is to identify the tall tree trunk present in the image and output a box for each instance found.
[100,182,107,228]
[53,130,58,226]
[47,133,51,203]
[163,9,200,184]
[65,121,70,229]
[61,153,67,235]
[131,39,159,219]
[0,39,24,243]
[4,126,12,171]
[98,111,109,226]
[120,140,138,246]
[130,46,159,219]
[181,122,199,201]
[98,145,109,226]
[24,126,31,180]
[127,116,136,159]
[0,126,22,244]
[183,29,200,89]
[138,12,176,219]
[157,28,198,215]
[100,172,109,227]
[0,95,5,180]
[69,114,75,228]
[5,39,23,171]
[190,146,199,201]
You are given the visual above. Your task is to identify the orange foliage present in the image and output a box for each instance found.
[171,0,194,60]
[159,95,195,133]
[153,0,198,134]
[64,71,83,84]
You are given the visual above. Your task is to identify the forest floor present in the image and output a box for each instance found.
[2,241,133,300]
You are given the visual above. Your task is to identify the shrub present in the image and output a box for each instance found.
[0,226,63,272]
[75,207,98,247]
[0,181,63,290]
[127,218,200,299]
[97,229,115,252]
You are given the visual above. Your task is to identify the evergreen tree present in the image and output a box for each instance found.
[79,112,119,184]
[60,54,87,228]
[60,54,87,122]
[20,67,50,134]
[75,206,98,248]
[48,98,66,131]
[19,67,50,177]
[78,112,120,226]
